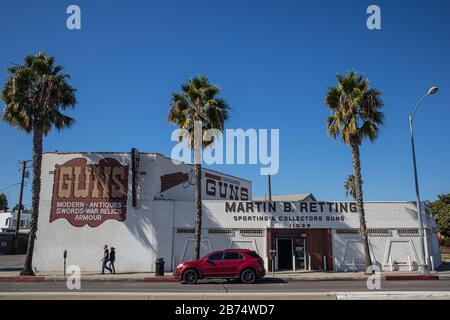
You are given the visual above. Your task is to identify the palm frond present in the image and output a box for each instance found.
[168,76,229,151]
[324,71,384,146]
[1,52,77,135]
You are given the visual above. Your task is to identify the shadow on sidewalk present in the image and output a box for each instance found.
[0,268,22,272]
[437,261,450,272]
[189,278,287,285]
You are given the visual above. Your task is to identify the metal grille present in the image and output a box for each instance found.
[176,228,195,234]
[336,229,360,234]
[240,229,264,237]
[397,228,419,236]
[368,228,392,237]
[208,228,234,236]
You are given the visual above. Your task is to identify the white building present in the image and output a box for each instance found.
[32,152,441,273]
[0,210,32,233]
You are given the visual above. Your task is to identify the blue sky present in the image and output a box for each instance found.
[0,0,449,208]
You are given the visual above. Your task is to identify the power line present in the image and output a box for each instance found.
[0,182,21,192]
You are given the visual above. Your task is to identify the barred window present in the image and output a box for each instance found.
[336,229,360,234]
[397,228,419,236]
[368,229,391,237]
[208,228,235,236]
[176,228,195,234]
[240,229,264,237]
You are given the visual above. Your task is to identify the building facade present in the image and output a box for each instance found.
[0,210,32,233]
[32,152,441,273]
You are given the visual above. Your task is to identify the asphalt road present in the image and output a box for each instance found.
[1,279,450,293]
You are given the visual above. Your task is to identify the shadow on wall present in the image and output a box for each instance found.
[405,204,419,221]
[172,204,241,264]
[123,203,156,253]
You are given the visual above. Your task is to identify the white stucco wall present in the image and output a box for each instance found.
[33,152,252,273]
[32,152,441,273]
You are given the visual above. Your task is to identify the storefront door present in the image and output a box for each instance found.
[276,238,293,270]
[293,238,306,269]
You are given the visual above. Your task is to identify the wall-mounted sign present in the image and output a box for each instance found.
[222,201,358,229]
[159,170,250,200]
[205,172,249,200]
[49,158,129,227]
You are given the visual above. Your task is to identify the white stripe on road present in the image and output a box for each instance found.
[0,291,449,300]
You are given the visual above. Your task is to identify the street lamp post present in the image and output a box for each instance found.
[409,86,439,275]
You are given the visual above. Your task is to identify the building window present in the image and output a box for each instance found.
[240,229,264,237]
[208,228,234,236]
[397,228,419,237]
[176,228,195,234]
[223,252,243,260]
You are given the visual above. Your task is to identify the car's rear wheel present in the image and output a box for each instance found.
[240,268,256,284]
[182,269,198,284]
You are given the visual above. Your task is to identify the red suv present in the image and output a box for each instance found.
[174,249,266,284]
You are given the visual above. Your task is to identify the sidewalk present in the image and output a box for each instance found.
[1,255,448,282]
[0,269,446,282]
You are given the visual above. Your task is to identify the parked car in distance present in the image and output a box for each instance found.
[174,249,266,284]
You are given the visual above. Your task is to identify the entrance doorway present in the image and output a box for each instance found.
[276,238,293,270]
[268,228,331,271]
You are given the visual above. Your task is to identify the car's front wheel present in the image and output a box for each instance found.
[240,268,256,284]
[182,269,198,284]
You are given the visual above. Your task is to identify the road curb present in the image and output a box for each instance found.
[385,275,440,281]
[0,276,370,282]
[0,274,443,283]
[276,277,369,282]
[0,276,46,282]
[144,277,178,283]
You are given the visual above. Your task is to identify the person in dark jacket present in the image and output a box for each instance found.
[101,245,111,274]
[108,247,116,274]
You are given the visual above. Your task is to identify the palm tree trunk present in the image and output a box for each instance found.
[351,143,372,271]
[193,163,202,260]
[21,128,43,276]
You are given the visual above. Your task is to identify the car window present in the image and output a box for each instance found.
[245,251,261,259]
[223,252,243,260]
[208,252,224,261]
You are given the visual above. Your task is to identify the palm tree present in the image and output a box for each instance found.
[168,76,229,260]
[2,52,76,275]
[344,174,358,199]
[325,71,384,270]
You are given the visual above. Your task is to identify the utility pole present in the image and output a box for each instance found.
[268,175,272,201]
[14,160,31,254]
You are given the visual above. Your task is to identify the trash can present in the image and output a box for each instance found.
[155,258,165,276]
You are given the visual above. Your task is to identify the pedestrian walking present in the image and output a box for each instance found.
[101,245,111,274]
[109,247,116,274]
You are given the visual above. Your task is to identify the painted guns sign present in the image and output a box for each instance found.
[50,158,129,227]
